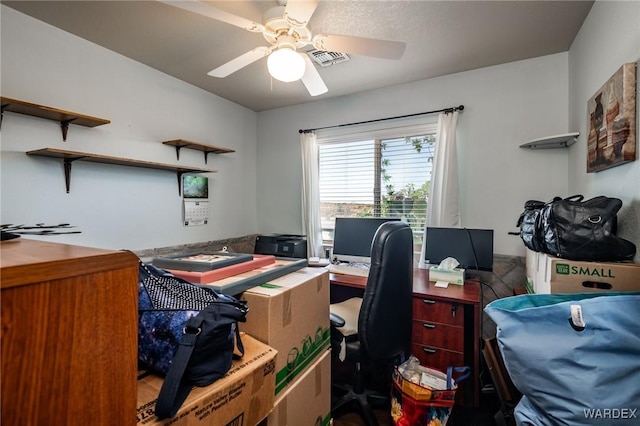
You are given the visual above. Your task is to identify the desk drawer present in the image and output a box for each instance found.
[411,344,464,373]
[412,297,464,327]
[411,321,464,352]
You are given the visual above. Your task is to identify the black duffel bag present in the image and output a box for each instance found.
[538,195,636,261]
[516,199,547,252]
[517,195,636,262]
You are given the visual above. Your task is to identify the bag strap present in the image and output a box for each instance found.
[155,315,203,419]
[564,194,584,202]
[154,312,246,419]
[233,323,245,359]
[446,365,471,390]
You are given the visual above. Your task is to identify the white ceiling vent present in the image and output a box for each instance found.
[307,49,350,67]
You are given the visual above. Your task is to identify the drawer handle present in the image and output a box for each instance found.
[421,299,436,304]
[422,323,436,329]
[422,347,437,354]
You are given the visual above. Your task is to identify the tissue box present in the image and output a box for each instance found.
[428,266,465,285]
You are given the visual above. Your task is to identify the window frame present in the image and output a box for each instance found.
[316,117,438,250]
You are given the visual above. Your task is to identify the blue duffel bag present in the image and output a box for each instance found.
[485,292,640,425]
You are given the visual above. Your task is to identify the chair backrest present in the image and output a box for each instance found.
[358,221,414,360]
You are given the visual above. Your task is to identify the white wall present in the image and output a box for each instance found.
[568,0,640,262]
[5,2,636,260]
[257,53,571,257]
[0,6,258,250]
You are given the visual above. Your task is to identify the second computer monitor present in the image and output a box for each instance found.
[425,227,494,271]
[332,217,400,264]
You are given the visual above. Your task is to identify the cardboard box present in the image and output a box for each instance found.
[532,250,548,293]
[525,248,537,286]
[428,266,465,285]
[524,248,539,294]
[264,349,331,426]
[240,267,330,397]
[137,334,276,426]
[533,253,640,294]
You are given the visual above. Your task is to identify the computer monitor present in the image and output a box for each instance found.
[332,217,401,264]
[425,227,494,271]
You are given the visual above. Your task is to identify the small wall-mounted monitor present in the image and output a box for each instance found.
[425,227,494,271]
[183,175,209,199]
[332,217,400,264]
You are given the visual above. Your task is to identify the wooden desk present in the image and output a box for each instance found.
[330,268,481,407]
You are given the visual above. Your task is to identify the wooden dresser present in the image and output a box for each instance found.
[1,239,139,426]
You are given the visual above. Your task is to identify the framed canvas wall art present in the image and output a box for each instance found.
[587,62,637,173]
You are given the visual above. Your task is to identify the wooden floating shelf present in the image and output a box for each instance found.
[27,148,216,194]
[519,132,580,149]
[1,96,110,141]
[162,139,235,164]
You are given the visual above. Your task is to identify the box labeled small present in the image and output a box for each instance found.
[533,253,640,294]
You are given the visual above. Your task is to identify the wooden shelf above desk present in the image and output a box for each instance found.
[27,148,216,194]
[1,96,110,141]
[162,139,235,164]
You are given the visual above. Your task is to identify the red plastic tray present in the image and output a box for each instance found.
[169,254,276,283]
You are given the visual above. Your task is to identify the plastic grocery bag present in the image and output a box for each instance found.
[485,292,640,426]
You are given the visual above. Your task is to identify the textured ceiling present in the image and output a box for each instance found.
[3,1,594,112]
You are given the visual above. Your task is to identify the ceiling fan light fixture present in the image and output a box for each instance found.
[267,47,306,82]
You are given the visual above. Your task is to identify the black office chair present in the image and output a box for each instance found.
[329,221,414,426]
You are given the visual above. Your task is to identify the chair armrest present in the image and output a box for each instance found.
[330,312,346,328]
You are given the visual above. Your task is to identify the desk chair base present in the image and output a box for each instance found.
[331,361,390,426]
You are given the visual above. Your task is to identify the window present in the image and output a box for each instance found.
[318,124,437,251]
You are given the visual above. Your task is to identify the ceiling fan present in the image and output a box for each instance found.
[159,0,407,96]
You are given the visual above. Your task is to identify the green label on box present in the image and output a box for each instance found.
[556,263,571,275]
[275,326,330,395]
[259,283,282,289]
[556,263,616,278]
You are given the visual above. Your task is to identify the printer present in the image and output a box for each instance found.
[254,234,307,259]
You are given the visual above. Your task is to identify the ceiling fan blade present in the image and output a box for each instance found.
[301,54,328,97]
[283,0,319,28]
[312,34,406,60]
[208,47,269,78]
[158,0,264,32]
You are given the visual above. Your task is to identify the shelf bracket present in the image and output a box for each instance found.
[0,102,8,130]
[171,144,212,163]
[177,171,184,196]
[61,156,85,193]
[64,159,73,193]
[173,145,183,161]
[60,119,75,142]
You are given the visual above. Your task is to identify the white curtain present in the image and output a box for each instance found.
[419,111,460,268]
[300,131,324,258]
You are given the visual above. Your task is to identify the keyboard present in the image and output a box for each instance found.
[328,263,370,278]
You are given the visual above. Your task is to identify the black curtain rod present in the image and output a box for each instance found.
[298,105,464,134]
